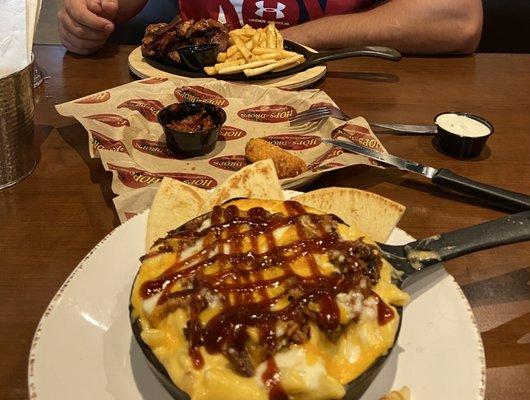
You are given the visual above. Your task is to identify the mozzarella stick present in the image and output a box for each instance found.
[218,59,276,74]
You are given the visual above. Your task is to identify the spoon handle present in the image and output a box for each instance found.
[403,211,530,271]
[308,46,401,67]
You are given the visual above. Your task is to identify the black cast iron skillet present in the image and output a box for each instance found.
[144,40,401,81]
[130,210,530,399]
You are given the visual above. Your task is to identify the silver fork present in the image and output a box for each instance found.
[289,106,437,134]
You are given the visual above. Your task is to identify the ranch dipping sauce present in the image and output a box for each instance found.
[435,113,491,137]
[434,112,494,159]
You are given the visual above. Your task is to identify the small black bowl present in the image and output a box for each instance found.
[177,44,220,71]
[434,112,494,159]
[158,102,227,157]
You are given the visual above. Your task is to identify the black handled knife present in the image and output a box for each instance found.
[323,138,530,212]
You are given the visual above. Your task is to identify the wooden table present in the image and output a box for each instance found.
[1,45,529,399]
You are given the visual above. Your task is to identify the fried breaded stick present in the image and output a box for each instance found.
[245,138,307,179]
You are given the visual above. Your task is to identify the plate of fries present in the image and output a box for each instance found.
[143,22,314,81]
[143,21,401,81]
[203,23,306,78]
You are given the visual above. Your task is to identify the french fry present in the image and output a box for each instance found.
[226,44,238,58]
[230,27,256,37]
[218,59,276,75]
[266,23,276,49]
[203,66,217,75]
[206,23,303,76]
[253,52,282,61]
[233,35,254,61]
[252,47,275,55]
[252,32,260,48]
[278,52,294,59]
[243,55,304,77]
[214,59,245,71]
[226,51,243,62]
[276,27,284,49]
[259,29,267,47]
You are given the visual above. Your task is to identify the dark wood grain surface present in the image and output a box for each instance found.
[1,45,528,399]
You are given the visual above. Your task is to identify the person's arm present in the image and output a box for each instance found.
[58,0,148,55]
[281,0,483,54]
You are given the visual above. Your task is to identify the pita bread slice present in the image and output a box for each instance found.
[146,177,211,250]
[293,187,405,243]
[209,159,284,205]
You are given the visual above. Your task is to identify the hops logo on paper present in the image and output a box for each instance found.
[309,102,340,112]
[174,86,229,108]
[117,99,163,122]
[219,126,247,141]
[209,155,248,171]
[263,134,321,150]
[237,105,296,123]
[139,77,168,84]
[308,147,343,170]
[75,92,111,104]
[91,131,127,154]
[132,139,181,159]
[108,164,217,189]
[311,162,345,172]
[84,114,130,127]
[331,123,384,151]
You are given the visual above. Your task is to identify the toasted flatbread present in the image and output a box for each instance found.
[146,178,211,250]
[293,187,405,243]
[146,160,284,250]
[209,159,284,205]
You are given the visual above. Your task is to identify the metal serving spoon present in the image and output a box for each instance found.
[131,210,530,400]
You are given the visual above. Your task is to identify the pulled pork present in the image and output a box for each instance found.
[141,18,229,64]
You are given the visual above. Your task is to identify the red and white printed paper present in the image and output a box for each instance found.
[56,77,385,222]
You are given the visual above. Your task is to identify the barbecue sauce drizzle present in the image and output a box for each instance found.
[139,201,393,399]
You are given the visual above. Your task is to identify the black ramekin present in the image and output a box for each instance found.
[158,102,226,157]
[177,44,220,71]
[434,112,494,159]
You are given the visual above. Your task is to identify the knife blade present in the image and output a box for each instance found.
[370,123,437,134]
[322,138,530,212]
[323,138,439,178]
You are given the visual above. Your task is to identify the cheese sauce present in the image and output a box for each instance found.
[132,199,409,400]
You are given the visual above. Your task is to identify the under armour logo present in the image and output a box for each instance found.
[255,1,286,19]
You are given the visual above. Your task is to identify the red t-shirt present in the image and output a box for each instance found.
[178,0,374,29]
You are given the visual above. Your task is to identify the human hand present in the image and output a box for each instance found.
[58,0,119,55]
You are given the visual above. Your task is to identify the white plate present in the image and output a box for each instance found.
[28,203,485,400]
[128,46,327,90]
